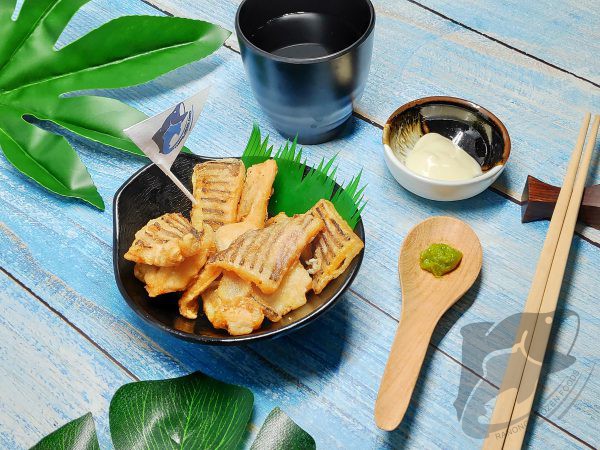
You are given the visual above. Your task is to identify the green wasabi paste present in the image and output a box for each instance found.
[419,243,463,277]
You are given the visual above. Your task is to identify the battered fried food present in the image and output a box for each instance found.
[208,212,324,294]
[307,199,364,294]
[265,212,290,227]
[203,269,268,332]
[203,272,264,336]
[215,222,255,251]
[236,159,278,227]
[190,159,245,231]
[214,159,278,250]
[133,224,214,297]
[179,216,255,318]
[124,213,204,267]
[125,156,365,336]
[186,160,280,321]
[217,271,253,299]
[178,265,222,319]
[252,261,312,322]
[135,251,208,297]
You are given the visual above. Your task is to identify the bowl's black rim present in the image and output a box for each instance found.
[113,153,365,345]
[234,0,376,65]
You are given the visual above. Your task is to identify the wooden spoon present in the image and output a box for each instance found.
[375,216,482,431]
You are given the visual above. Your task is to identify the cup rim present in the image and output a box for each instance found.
[235,0,376,65]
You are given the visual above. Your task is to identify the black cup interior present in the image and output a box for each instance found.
[237,0,374,59]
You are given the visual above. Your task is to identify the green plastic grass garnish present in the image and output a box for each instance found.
[242,124,366,228]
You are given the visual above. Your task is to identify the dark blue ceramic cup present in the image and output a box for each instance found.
[236,0,375,144]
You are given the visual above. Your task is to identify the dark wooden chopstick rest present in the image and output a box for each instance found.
[521,175,600,226]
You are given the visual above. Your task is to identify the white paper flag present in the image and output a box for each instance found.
[123,88,211,204]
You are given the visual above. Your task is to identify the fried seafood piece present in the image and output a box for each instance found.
[208,156,281,327]
[134,224,214,297]
[217,271,253,299]
[205,270,268,333]
[307,199,364,294]
[208,212,324,294]
[265,212,290,227]
[190,159,246,231]
[124,213,204,267]
[236,159,278,227]
[203,272,264,336]
[252,261,312,322]
[215,222,255,252]
[178,265,222,319]
[214,160,279,251]
[135,251,208,297]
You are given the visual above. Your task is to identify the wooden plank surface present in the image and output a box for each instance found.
[0,216,591,450]
[413,0,600,85]
[0,270,133,449]
[1,56,598,450]
[147,0,600,245]
[0,0,598,448]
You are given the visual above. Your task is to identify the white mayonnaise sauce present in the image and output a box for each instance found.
[404,132,482,181]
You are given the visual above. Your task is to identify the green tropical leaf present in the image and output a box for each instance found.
[0,0,230,209]
[0,106,104,209]
[30,413,100,450]
[242,124,367,227]
[28,95,147,157]
[31,373,317,449]
[109,371,254,450]
[250,408,316,450]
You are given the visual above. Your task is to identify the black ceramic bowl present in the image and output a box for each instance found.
[113,154,365,344]
[236,0,375,144]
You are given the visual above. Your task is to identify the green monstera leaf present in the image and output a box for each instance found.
[0,0,230,209]
[250,408,316,450]
[109,372,254,450]
[30,413,100,450]
[29,372,316,450]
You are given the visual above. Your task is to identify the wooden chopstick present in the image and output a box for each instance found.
[502,115,600,449]
[482,113,592,450]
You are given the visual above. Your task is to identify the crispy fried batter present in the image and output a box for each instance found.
[134,224,214,297]
[124,213,204,267]
[237,159,278,227]
[213,160,279,251]
[252,261,311,322]
[265,212,290,227]
[217,271,253,299]
[135,251,207,297]
[207,272,269,333]
[178,265,222,319]
[190,159,245,231]
[208,213,324,294]
[203,272,264,336]
[307,199,364,294]
[215,222,255,252]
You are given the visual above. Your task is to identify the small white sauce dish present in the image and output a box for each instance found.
[382,96,511,201]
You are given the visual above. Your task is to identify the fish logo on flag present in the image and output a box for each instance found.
[123,88,211,204]
[152,102,194,155]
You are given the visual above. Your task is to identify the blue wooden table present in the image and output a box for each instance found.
[1,0,599,448]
